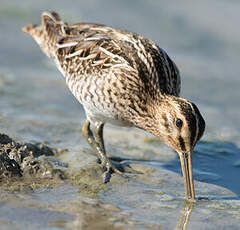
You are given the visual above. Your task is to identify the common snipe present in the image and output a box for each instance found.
[23,11,205,201]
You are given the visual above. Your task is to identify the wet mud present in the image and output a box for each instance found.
[0,133,114,197]
[0,133,67,191]
[0,133,129,198]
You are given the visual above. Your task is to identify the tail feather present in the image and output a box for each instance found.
[22,11,64,58]
[42,11,62,23]
[42,11,64,40]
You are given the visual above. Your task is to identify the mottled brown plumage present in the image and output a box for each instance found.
[23,11,205,201]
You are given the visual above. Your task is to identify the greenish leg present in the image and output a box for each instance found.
[82,120,105,163]
[82,120,124,183]
[93,121,105,158]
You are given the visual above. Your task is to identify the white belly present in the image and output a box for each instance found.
[82,102,133,127]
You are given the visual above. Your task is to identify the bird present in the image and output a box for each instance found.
[22,11,205,201]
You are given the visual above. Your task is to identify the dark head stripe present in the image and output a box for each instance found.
[178,136,186,152]
[192,103,205,142]
[188,111,197,146]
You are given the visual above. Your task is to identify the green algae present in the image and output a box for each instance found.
[144,137,160,144]
[145,190,165,196]
[121,143,140,151]
[68,165,108,198]
[0,177,64,192]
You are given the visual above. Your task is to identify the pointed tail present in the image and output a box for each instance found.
[41,11,64,39]
[22,11,64,58]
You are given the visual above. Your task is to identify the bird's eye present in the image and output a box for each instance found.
[176,118,183,128]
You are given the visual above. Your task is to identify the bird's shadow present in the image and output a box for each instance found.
[109,140,240,200]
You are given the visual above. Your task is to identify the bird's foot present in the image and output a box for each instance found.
[101,159,128,183]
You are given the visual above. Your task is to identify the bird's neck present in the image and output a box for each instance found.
[134,95,175,139]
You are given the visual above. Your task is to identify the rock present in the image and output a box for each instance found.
[0,133,67,180]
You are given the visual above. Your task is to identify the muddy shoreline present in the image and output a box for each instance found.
[0,133,130,229]
[0,133,240,230]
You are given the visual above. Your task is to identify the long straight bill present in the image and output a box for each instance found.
[179,152,196,201]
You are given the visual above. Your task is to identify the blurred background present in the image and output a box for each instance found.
[1,0,240,141]
[0,0,240,229]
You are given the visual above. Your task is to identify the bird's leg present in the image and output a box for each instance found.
[82,120,124,183]
[93,121,125,177]
[82,120,99,154]
[82,120,104,163]
[93,121,105,163]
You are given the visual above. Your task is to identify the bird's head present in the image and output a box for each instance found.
[148,95,205,200]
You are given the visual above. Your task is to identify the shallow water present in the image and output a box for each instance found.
[0,0,240,229]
